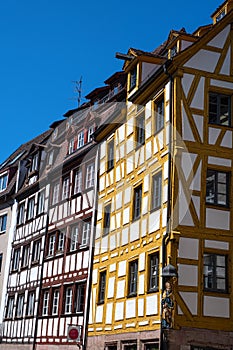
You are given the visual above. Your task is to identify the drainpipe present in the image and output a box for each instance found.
[160,60,173,350]
[83,144,100,350]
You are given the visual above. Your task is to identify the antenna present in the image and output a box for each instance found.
[72,77,82,107]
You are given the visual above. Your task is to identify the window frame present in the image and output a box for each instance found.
[0,213,7,233]
[206,169,230,207]
[148,252,159,292]
[16,293,25,318]
[32,239,41,263]
[154,95,164,133]
[76,283,85,312]
[52,182,60,205]
[0,173,8,192]
[37,190,45,215]
[135,113,145,147]
[27,196,35,221]
[74,168,82,194]
[98,270,107,304]
[42,290,50,316]
[77,130,85,149]
[81,221,91,246]
[151,172,162,211]
[85,163,95,189]
[208,92,231,126]
[17,203,25,225]
[70,225,79,251]
[129,66,137,90]
[203,253,228,293]
[128,260,138,297]
[133,184,142,220]
[12,248,20,271]
[107,139,114,171]
[103,204,111,236]
[52,289,60,315]
[21,244,30,268]
[62,177,70,200]
[5,296,14,319]
[26,291,35,317]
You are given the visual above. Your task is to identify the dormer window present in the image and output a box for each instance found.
[170,44,177,58]
[129,66,137,90]
[0,173,8,192]
[68,138,75,154]
[77,131,84,148]
[216,9,226,22]
[31,153,39,172]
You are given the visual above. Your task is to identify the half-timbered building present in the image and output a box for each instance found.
[88,1,233,349]
[1,130,53,350]
[36,71,126,350]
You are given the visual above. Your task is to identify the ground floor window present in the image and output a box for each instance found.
[144,345,159,350]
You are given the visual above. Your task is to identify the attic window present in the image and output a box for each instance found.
[170,44,177,58]
[0,173,8,192]
[216,9,226,22]
[129,66,137,90]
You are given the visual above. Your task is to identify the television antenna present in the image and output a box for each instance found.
[72,77,82,107]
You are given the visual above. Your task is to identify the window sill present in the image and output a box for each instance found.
[127,293,137,298]
[204,289,229,296]
[147,288,159,294]
[154,126,164,136]
[205,203,230,210]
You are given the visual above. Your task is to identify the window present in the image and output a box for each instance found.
[85,163,95,189]
[27,197,35,220]
[0,173,8,191]
[52,289,60,315]
[37,191,45,215]
[62,177,70,200]
[145,345,159,350]
[0,214,7,232]
[47,150,54,166]
[152,172,162,210]
[26,292,35,316]
[82,221,90,245]
[52,182,60,205]
[191,346,221,350]
[48,234,56,256]
[57,231,65,252]
[76,283,85,312]
[68,138,75,154]
[42,290,49,316]
[0,253,2,272]
[74,169,82,194]
[65,287,73,314]
[98,271,106,303]
[103,204,111,236]
[128,260,138,296]
[129,66,137,90]
[206,170,229,207]
[124,344,137,350]
[30,153,39,172]
[12,248,20,271]
[216,9,226,22]
[21,244,30,268]
[77,131,85,148]
[203,253,227,292]
[136,114,145,146]
[87,125,94,142]
[155,97,164,132]
[17,203,25,225]
[32,239,41,263]
[105,345,117,350]
[133,185,142,220]
[16,294,24,317]
[70,226,79,251]
[107,139,114,171]
[6,296,14,319]
[148,253,159,292]
[209,92,231,126]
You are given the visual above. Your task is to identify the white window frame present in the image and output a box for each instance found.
[21,244,30,268]
[27,292,35,316]
[0,214,7,232]
[58,231,65,252]
[42,291,49,316]
[27,197,35,220]
[62,177,70,200]
[82,222,90,246]
[16,294,24,318]
[17,203,25,225]
[74,169,82,194]
[87,125,94,143]
[77,131,84,148]
[0,173,8,192]
[32,239,41,262]
[70,226,79,251]
[6,296,14,318]
[12,248,20,271]
[85,163,95,189]
[65,287,73,314]
[37,191,45,214]
[52,182,60,205]
[68,138,75,154]
[48,234,56,256]
[52,290,60,315]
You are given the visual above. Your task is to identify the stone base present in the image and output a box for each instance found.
[167,327,233,350]
[87,330,160,350]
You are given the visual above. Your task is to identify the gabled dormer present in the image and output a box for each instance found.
[211,0,233,24]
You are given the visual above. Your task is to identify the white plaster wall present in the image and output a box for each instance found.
[115,302,124,321]
[184,50,220,73]
[180,292,198,315]
[146,295,158,315]
[206,208,230,230]
[203,296,229,318]
[178,264,198,286]
[178,237,199,260]
[204,240,229,250]
[126,299,136,318]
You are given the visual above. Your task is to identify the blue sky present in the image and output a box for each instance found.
[0,0,221,163]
